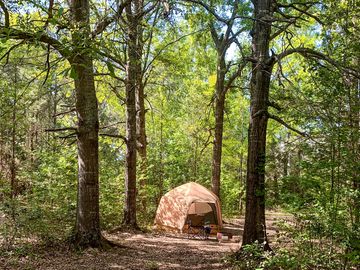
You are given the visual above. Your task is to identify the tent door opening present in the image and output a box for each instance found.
[186,202,217,227]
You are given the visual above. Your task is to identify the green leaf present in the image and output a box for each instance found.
[106,62,115,77]
[57,7,64,17]
[70,67,78,80]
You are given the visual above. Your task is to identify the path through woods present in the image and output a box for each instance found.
[1,212,292,269]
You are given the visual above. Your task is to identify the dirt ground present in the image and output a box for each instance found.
[0,212,293,270]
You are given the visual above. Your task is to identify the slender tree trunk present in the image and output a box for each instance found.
[10,92,16,198]
[123,0,140,228]
[157,109,164,204]
[136,82,147,210]
[242,0,274,250]
[134,3,147,211]
[211,53,226,198]
[70,0,102,247]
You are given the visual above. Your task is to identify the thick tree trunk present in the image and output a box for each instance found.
[123,0,140,228]
[238,152,245,214]
[242,0,274,250]
[71,0,102,247]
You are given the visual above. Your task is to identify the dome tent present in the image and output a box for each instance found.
[154,182,222,233]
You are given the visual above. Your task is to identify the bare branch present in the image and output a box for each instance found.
[144,28,206,73]
[0,40,25,63]
[45,127,77,132]
[200,128,214,155]
[185,0,228,24]
[99,133,127,142]
[91,0,130,38]
[224,62,247,92]
[276,2,323,25]
[58,133,77,139]
[267,100,282,111]
[209,23,220,47]
[53,109,76,118]
[42,44,51,86]
[99,121,126,130]
[268,113,308,137]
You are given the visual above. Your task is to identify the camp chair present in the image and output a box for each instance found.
[187,220,210,240]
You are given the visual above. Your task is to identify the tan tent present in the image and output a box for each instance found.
[154,182,222,233]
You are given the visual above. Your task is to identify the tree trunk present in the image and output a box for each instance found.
[70,0,102,247]
[242,0,274,250]
[134,3,147,211]
[10,87,16,199]
[211,53,226,198]
[123,0,140,228]
[238,152,245,214]
[136,82,147,211]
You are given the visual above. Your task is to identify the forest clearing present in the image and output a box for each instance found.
[1,213,292,270]
[0,0,359,269]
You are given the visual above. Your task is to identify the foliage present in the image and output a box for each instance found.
[0,1,359,268]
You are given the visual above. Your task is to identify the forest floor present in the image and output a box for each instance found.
[0,211,293,270]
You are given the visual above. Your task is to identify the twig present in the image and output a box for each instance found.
[58,133,77,139]
[0,41,26,64]
[99,133,127,142]
[45,127,77,132]
[53,109,76,118]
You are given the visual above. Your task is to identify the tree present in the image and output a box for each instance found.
[0,0,127,247]
[122,0,141,228]
[208,2,246,198]
[241,0,359,250]
[241,0,274,250]
[186,0,248,198]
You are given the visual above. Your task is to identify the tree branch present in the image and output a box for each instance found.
[91,0,130,38]
[277,47,360,78]
[43,0,54,29]
[0,0,9,28]
[224,62,247,92]
[58,133,77,139]
[268,113,308,137]
[45,127,77,132]
[53,109,76,118]
[99,133,127,142]
[0,40,25,64]
[0,27,71,60]
[267,100,282,111]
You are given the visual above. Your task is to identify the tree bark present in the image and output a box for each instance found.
[242,0,274,250]
[10,81,17,199]
[134,0,147,212]
[212,90,225,197]
[70,0,102,247]
[211,35,227,198]
[123,0,140,228]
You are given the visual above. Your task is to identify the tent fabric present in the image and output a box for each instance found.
[154,182,222,232]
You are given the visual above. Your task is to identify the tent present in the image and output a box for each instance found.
[154,182,222,233]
